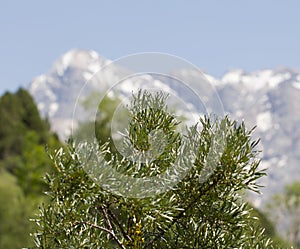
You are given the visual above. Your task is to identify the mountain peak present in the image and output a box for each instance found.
[28,49,112,130]
[50,49,109,77]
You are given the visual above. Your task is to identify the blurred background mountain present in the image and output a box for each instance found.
[28,49,300,208]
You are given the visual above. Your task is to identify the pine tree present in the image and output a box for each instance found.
[32,90,282,248]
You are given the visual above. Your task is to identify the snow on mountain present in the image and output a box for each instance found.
[28,49,300,206]
[221,68,294,91]
[29,49,116,139]
[217,67,300,206]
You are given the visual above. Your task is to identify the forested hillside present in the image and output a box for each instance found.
[0,88,60,249]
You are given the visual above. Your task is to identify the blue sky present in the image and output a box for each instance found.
[1,1,300,94]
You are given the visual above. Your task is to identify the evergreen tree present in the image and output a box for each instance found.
[32,91,283,248]
[0,88,61,248]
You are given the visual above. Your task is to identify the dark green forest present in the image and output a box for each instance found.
[0,88,60,248]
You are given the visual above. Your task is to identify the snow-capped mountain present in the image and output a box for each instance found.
[217,68,300,206]
[28,49,126,138]
[28,49,300,206]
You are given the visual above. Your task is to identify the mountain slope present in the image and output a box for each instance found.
[218,68,300,206]
[29,49,112,139]
[28,49,300,205]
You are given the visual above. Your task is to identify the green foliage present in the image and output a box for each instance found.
[0,88,61,248]
[249,204,292,248]
[250,205,275,237]
[122,91,181,177]
[33,91,283,248]
[0,170,35,249]
[267,181,300,248]
[0,89,49,160]
[75,94,124,154]
[0,88,60,194]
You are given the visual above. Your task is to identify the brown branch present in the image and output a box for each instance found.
[84,221,114,235]
[75,220,126,249]
[106,207,132,242]
[100,205,114,232]
[89,204,127,249]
